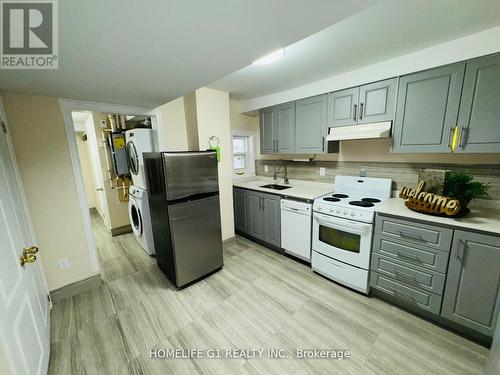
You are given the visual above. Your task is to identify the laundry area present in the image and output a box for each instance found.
[72,111,156,261]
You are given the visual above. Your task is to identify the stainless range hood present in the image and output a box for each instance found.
[326,121,392,142]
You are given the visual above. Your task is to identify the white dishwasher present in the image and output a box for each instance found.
[281,199,312,261]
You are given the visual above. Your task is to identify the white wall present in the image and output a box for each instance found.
[155,97,189,151]
[240,25,500,112]
[195,88,235,241]
[2,93,96,291]
[75,134,97,208]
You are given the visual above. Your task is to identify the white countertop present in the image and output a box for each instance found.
[233,176,333,201]
[376,197,500,236]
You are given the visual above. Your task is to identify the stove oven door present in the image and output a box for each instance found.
[312,212,373,269]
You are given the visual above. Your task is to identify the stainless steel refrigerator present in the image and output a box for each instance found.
[144,151,223,288]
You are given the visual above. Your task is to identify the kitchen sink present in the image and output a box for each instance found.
[260,184,291,190]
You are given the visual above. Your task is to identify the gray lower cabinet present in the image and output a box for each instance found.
[392,62,466,153]
[456,53,500,153]
[372,214,500,340]
[294,94,328,153]
[233,188,281,248]
[233,188,248,233]
[441,230,500,336]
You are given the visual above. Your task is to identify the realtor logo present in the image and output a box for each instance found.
[1,0,58,69]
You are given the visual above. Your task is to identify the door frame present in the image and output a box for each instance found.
[59,99,161,273]
[0,96,51,303]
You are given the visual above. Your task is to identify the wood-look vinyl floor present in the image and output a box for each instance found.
[48,211,489,374]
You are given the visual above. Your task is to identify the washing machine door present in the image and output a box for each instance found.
[126,140,139,176]
[129,198,143,237]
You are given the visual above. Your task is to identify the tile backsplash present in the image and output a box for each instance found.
[256,160,500,201]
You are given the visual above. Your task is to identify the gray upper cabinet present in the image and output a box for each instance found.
[275,103,295,153]
[457,53,500,153]
[329,78,397,127]
[329,87,359,127]
[260,108,274,154]
[295,94,328,153]
[441,230,500,337]
[358,78,398,124]
[392,63,466,153]
[260,102,294,154]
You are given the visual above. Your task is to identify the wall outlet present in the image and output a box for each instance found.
[264,165,269,172]
[319,167,326,177]
[58,257,70,270]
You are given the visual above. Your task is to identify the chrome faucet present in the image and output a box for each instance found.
[273,160,289,185]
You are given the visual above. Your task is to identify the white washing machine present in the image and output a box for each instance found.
[125,128,154,189]
[128,185,155,255]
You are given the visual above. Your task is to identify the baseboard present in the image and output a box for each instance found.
[50,274,102,303]
[222,235,236,244]
[111,224,132,237]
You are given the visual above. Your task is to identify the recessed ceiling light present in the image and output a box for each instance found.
[252,48,285,65]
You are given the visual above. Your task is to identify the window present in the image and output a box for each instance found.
[232,131,255,179]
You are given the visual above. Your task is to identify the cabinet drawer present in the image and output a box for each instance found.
[370,272,442,314]
[372,234,449,273]
[375,215,452,252]
[371,254,446,295]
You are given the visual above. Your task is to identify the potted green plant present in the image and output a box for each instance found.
[442,171,489,215]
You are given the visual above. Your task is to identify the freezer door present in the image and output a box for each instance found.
[168,195,223,287]
[163,151,219,201]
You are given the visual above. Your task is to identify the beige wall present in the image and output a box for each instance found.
[91,112,130,230]
[155,97,189,151]
[76,135,97,208]
[195,88,234,240]
[184,92,199,151]
[2,93,96,291]
[0,343,13,375]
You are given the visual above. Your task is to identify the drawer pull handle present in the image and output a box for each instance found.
[394,270,417,283]
[396,251,420,262]
[398,231,423,241]
[393,290,415,301]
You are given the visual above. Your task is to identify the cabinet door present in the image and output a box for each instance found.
[295,94,328,153]
[233,188,248,233]
[262,194,281,247]
[442,230,500,336]
[247,192,264,240]
[358,78,398,124]
[457,54,500,153]
[274,103,295,154]
[392,63,465,153]
[260,108,275,154]
[329,87,359,127]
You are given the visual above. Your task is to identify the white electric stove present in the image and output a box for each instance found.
[311,176,392,294]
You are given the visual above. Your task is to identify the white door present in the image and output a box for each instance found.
[0,116,50,374]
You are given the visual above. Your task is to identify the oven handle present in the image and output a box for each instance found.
[313,212,372,231]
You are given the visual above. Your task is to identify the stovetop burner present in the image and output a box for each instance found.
[332,193,349,198]
[323,197,341,202]
[361,197,381,203]
[349,200,375,208]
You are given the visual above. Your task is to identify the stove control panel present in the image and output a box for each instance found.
[313,203,374,223]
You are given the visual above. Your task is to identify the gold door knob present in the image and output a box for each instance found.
[23,246,39,256]
[20,254,37,267]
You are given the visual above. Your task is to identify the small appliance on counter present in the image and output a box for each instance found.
[311,176,392,294]
[144,151,223,288]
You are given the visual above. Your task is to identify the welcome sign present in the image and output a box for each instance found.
[399,181,461,217]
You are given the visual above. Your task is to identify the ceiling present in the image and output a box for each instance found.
[209,0,500,101]
[0,0,377,108]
